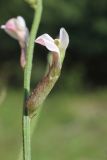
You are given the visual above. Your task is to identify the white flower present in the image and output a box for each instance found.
[35,28,69,56]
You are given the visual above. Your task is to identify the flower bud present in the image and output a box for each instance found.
[1,16,29,68]
[26,28,69,117]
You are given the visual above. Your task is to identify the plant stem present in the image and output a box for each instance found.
[21,1,43,160]
[24,0,43,94]
[23,115,31,160]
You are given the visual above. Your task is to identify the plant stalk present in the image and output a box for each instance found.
[23,115,31,160]
[20,1,43,160]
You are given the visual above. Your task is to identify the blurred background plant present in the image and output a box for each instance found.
[0,0,107,160]
[0,85,7,106]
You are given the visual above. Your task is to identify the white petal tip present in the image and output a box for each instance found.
[1,25,5,29]
[16,16,26,29]
[60,27,69,50]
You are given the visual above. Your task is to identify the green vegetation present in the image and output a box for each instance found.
[0,89,107,160]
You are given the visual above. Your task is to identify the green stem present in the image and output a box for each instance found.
[21,1,43,160]
[23,115,31,160]
[24,0,43,94]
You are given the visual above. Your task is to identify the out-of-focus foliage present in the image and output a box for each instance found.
[0,89,107,160]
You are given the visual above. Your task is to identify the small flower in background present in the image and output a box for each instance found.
[1,16,29,68]
[35,28,69,57]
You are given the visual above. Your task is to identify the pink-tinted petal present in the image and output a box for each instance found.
[1,16,29,48]
[59,28,69,50]
[35,34,60,54]
[36,34,54,45]
[5,19,16,31]
[1,18,19,40]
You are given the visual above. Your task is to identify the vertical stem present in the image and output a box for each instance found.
[24,0,43,94]
[22,1,43,160]
[23,115,31,160]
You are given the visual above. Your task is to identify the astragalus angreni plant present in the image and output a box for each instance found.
[0,0,69,160]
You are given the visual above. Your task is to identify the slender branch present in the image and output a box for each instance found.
[24,0,43,94]
[19,1,43,160]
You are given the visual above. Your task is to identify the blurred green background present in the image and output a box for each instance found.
[0,0,107,159]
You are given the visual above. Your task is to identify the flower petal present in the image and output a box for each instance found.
[36,34,54,44]
[59,28,69,50]
[35,34,60,54]
[1,16,29,48]
[16,16,26,30]
[1,18,18,40]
